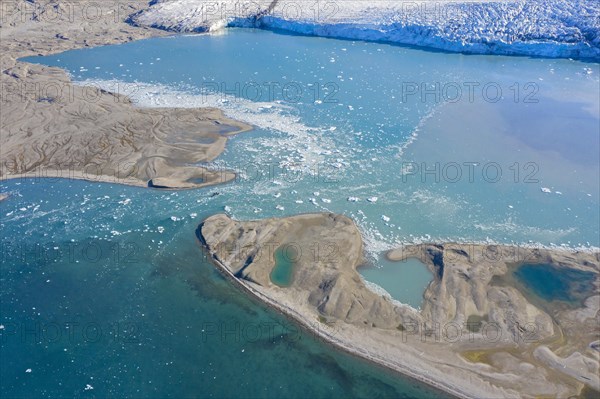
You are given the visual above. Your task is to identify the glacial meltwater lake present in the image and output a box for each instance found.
[2,28,599,398]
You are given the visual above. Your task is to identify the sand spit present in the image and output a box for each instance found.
[1,0,251,189]
[200,213,600,398]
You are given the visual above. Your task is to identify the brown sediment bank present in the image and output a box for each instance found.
[199,212,600,399]
[0,0,252,189]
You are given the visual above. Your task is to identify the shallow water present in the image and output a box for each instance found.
[512,263,597,306]
[359,257,433,309]
[271,246,296,287]
[4,27,599,397]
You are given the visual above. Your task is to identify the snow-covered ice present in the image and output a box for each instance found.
[132,0,600,59]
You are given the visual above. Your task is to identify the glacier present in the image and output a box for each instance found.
[129,0,600,60]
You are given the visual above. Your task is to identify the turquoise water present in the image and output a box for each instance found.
[270,247,296,287]
[4,28,599,397]
[513,263,597,305]
[22,28,599,250]
[0,179,443,398]
[359,257,433,309]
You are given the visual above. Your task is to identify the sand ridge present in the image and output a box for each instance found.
[1,0,251,189]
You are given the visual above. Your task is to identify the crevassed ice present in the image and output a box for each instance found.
[133,0,600,59]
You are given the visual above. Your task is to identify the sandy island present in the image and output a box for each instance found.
[1,0,251,189]
[199,212,600,399]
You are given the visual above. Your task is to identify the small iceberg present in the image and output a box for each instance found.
[367,197,378,203]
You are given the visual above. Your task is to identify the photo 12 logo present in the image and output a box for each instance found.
[0,321,141,345]
[401,81,539,104]
[400,161,540,184]
[0,2,136,24]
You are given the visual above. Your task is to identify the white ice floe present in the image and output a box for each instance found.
[347,197,360,202]
[381,215,390,222]
[541,187,552,193]
[276,205,285,210]
[367,196,379,203]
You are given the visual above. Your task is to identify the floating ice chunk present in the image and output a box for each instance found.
[224,205,231,212]
[381,215,390,222]
[313,192,320,196]
[347,197,360,202]
[295,200,304,204]
[541,187,552,193]
[367,197,378,203]
[170,216,181,222]
[157,226,165,233]
[0,325,4,330]
[329,127,337,131]
[276,205,285,211]
[508,205,514,209]
[190,213,198,218]
[25,369,32,373]
[322,198,331,203]
[555,191,562,195]
[84,384,94,391]
[274,193,281,198]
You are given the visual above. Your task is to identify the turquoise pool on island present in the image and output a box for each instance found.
[2,28,599,398]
